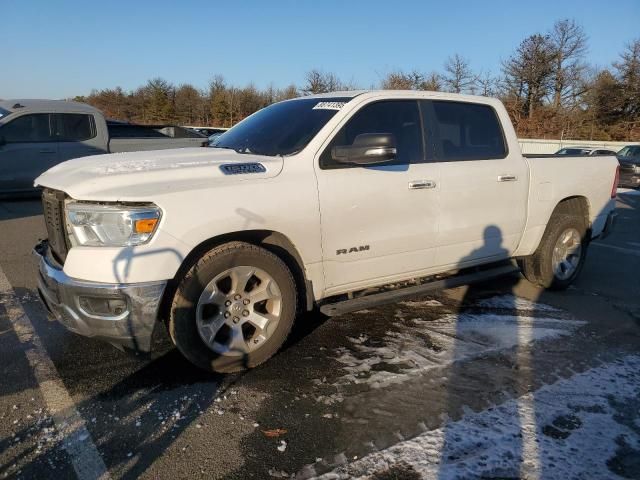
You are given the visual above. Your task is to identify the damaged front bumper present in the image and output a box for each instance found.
[34,240,167,352]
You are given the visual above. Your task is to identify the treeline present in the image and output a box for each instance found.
[74,19,640,141]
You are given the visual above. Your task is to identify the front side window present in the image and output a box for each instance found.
[212,97,352,156]
[54,114,96,141]
[0,114,54,143]
[320,100,424,169]
[426,101,507,161]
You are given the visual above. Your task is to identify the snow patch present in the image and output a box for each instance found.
[317,355,640,480]
[330,295,581,390]
[474,294,562,312]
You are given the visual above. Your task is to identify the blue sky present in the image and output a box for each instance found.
[2,0,639,99]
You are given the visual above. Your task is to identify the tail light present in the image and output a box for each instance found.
[611,165,620,199]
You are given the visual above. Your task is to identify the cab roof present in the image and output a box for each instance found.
[0,99,99,115]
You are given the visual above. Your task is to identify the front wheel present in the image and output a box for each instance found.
[519,214,588,290]
[169,242,297,373]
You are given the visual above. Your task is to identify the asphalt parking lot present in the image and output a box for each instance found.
[1,190,640,480]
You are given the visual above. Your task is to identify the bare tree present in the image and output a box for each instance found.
[174,84,202,124]
[614,39,640,122]
[421,72,442,91]
[208,75,230,126]
[302,70,344,95]
[549,19,588,109]
[475,71,498,97]
[380,70,440,90]
[443,54,476,93]
[380,70,421,89]
[502,34,556,119]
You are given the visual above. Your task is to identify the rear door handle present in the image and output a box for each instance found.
[409,180,437,190]
[498,175,517,182]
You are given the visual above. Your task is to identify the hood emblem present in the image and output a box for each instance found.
[220,163,266,175]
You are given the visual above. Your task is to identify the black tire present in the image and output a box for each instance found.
[517,255,539,286]
[518,214,588,290]
[169,241,297,373]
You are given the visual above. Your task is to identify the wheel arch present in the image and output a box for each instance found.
[549,195,590,232]
[159,230,314,325]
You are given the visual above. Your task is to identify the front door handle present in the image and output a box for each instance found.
[409,180,437,190]
[498,175,517,182]
[38,149,56,154]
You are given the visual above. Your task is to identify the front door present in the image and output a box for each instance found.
[315,100,440,295]
[0,113,58,193]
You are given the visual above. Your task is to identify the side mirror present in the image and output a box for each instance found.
[332,133,397,165]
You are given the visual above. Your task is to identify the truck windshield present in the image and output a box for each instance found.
[0,107,11,120]
[211,97,352,156]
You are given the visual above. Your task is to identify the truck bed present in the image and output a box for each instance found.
[107,122,207,152]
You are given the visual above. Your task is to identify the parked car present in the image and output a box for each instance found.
[0,100,207,194]
[555,146,618,156]
[183,126,228,137]
[616,144,640,188]
[33,91,618,373]
[208,131,225,145]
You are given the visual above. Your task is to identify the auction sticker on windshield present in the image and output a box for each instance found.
[313,101,346,110]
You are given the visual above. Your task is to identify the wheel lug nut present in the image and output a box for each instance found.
[243,299,250,305]
[233,316,239,323]
[242,310,249,317]
[253,338,260,344]
[225,300,232,307]
[234,294,241,300]
[224,312,231,318]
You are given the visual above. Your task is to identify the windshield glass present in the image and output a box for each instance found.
[0,107,11,120]
[211,97,352,156]
[618,145,640,159]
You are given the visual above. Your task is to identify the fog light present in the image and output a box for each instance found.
[78,296,127,316]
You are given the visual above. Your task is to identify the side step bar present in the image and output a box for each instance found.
[319,264,520,317]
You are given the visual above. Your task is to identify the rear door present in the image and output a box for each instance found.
[421,100,528,268]
[315,99,440,294]
[54,113,104,161]
[0,113,58,192]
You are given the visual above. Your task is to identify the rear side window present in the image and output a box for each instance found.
[425,101,507,161]
[320,100,424,169]
[54,114,96,141]
[0,114,54,143]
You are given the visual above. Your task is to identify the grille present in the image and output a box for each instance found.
[41,188,70,264]
[619,163,636,173]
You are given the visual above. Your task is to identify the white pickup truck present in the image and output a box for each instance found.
[33,91,619,373]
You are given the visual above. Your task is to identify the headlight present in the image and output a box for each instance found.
[634,165,640,174]
[66,202,161,247]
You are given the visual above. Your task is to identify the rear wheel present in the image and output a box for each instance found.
[169,242,297,373]
[518,214,588,290]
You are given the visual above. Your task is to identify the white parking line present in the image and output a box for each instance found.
[591,242,640,257]
[0,266,111,480]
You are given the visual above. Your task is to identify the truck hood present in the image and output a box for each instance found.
[35,148,284,201]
